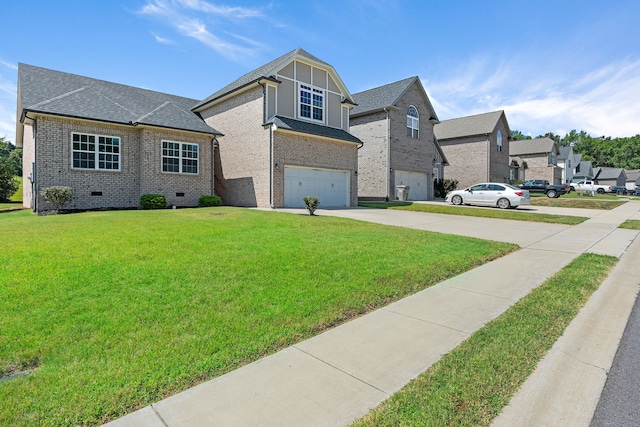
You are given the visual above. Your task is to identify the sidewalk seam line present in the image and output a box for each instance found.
[150,405,170,427]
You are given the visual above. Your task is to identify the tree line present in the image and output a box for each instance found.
[511,130,640,170]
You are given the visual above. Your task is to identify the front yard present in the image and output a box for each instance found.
[0,208,515,426]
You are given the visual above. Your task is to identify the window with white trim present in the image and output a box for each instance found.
[406,106,419,138]
[299,83,324,122]
[497,130,503,152]
[162,141,199,174]
[72,132,120,170]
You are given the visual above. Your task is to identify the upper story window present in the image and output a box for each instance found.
[72,132,120,171]
[162,141,198,174]
[497,130,503,152]
[406,106,419,138]
[549,151,557,166]
[299,83,324,122]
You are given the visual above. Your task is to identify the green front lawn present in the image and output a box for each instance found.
[354,253,618,426]
[530,193,625,210]
[358,202,588,225]
[0,208,516,426]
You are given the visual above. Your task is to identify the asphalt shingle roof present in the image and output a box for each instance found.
[594,167,626,180]
[433,110,505,140]
[269,116,362,144]
[350,77,419,117]
[509,137,558,156]
[18,63,221,135]
[194,48,338,110]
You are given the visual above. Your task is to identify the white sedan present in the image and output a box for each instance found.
[445,183,531,209]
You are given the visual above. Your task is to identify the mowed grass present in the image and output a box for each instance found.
[619,219,640,230]
[0,207,516,426]
[358,202,588,225]
[353,253,618,427]
[530,194,625,210]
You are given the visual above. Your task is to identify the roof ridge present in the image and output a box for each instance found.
[134,101,172,123]
[29,86,90,108]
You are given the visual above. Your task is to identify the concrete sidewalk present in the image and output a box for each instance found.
[105,202,640,427]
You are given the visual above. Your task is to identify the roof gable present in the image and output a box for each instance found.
[18,63,220,135]
[434,110,507,140]
[194,48,353,110]
[349,76,437,119]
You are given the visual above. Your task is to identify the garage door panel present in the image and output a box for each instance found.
[395,170,429,200]
[285,167,349,208]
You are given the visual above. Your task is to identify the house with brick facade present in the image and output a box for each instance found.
[509,137,563,184]
[434,110,512,189]
[193,48,361,208]
[349,76,448,201]
[16,63,222,212]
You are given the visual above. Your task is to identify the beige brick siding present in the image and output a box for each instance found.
[29,115,213,212]
[388,83,437,196]
[350,111,388,199]
[512,154,563,184]
[272,131,358,207]
[139,128,214,208]
[439,116,511,189]
[439,136,489,189]
[199,86,271,207]
[350,82,438,200]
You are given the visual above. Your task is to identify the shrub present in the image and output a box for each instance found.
[41,186,72,211]
[443,179,459,194]
[199,195,221,207]
[303,196,320,216]
[0,157,19,202]
[433,179,446,198]
[140,194,167,210]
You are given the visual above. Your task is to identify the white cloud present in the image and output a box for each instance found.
[424,56,640,138]
[138,0,264,61]
[152,33,175,45]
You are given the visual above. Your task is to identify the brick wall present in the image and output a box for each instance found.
[439,136,489,189]
[350,111,388,199]
[139,128,214,208]
[513,153,563,184]
[388,83,437,194]
[31,115,213,212]
[199,86,271,207]
[350,82,438,200]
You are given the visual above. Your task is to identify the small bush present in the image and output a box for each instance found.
[199,195,221,207]
[41,186,72,211]
[140,194,167,210]
[444,179,459,194]
[303,196,320,216]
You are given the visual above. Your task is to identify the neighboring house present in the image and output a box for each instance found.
[625,169,640,190]
[572,154,595,181]
[193,48,361,208]
[434,110,512,189]
[558,145,578,184]
[509,137,563,185]
[16,64,222,213]
[349,76,448,201]
[593,167,627,187]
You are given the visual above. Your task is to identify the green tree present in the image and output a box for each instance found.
[511,130,532,140]
[0,157,19,201]
[9,148,22,176]
[536,132,561,144]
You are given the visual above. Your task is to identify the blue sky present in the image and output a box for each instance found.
[1,0,639,144]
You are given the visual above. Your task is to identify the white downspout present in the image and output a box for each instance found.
[384,107,391,201]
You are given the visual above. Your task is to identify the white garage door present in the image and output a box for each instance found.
[284,166,350,208]
[395,170,429,200]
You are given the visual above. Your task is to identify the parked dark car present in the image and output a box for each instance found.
[636,189,640,197]
[518,180,569,198]
[609,186,628,195]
